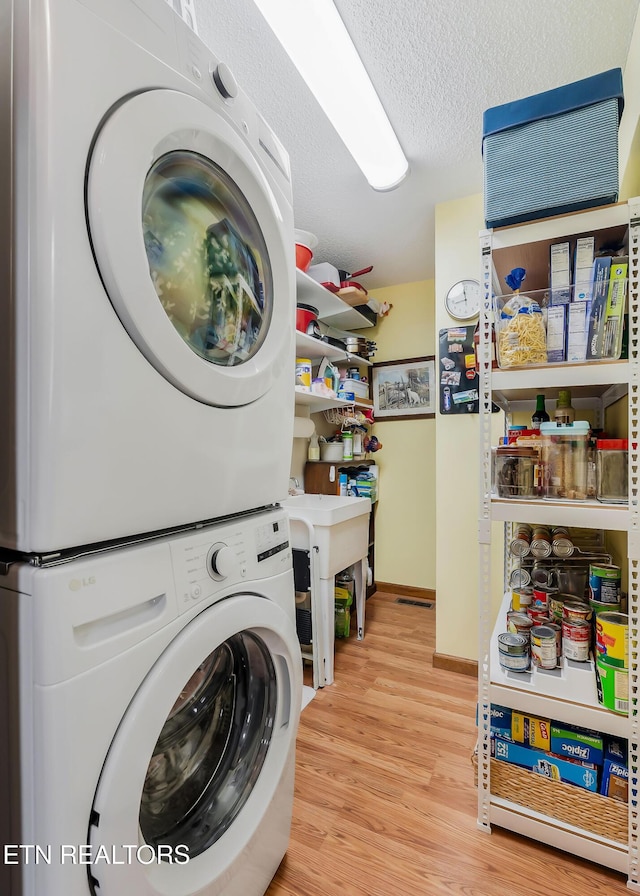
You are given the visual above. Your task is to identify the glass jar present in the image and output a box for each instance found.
[596,439,628,503]
[540,421,589,500]
[494,446,537,498]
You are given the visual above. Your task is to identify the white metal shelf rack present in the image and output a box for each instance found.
[477,198,640,887]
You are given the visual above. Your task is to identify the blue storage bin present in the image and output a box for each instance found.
[483,69,624,229]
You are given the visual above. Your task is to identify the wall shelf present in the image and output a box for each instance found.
[296,269,375,330]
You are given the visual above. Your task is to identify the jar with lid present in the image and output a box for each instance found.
[494,446,537,498]
[540,420,589,500]
[596,439,628,503]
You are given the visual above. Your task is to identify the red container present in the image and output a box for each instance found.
[295,243,313,272]
[295,303,318,333]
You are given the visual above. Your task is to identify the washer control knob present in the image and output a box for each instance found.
[212,63,238,100]
[209,543,236,580]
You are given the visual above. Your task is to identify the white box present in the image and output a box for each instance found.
[546,305,566,362]
[566,301,589,362]
[341,378,369,399]
[550,242,571,304]
[573,236,595,302]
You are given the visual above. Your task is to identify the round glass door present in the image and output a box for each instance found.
[142,151,272,368]
[139,631,277,858]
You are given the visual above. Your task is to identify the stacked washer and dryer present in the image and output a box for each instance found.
[0,2,302,895]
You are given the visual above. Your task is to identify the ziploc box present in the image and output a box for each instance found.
[490,704,512,741]
[512,712,551,751]
[483,68,624,229]
[550,724,604,765]
[494,737,599,792]
[600,759,628,802]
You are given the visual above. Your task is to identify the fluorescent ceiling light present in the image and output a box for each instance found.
[252,0,409,191]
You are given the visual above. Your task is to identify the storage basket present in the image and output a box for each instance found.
[483,69,624,229]
[471,750,627,844]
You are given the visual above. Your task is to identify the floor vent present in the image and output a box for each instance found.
[396,598,433,609]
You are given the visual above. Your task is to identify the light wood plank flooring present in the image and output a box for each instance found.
[266,590,627,895]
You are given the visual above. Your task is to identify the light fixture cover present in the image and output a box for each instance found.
[253,0,409,191]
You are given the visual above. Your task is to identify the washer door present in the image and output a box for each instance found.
[88,595,300,895]
[87,89,292,408]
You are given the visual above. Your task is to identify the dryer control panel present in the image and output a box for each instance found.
[170,510,291,611]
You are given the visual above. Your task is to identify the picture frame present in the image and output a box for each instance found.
[372,356,436,421]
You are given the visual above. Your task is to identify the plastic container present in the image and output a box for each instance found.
[494,446,537,498]
[494,291,547,369]
[294,229,317,272]
[320,441,343,462]
[596,438,628,503]
[540,421,589,500]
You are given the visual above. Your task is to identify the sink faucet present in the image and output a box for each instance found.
[288,477,301,495]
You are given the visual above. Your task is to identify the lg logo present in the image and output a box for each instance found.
[69,577,96,591]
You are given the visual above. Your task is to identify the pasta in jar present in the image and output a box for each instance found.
[496,299,547,368]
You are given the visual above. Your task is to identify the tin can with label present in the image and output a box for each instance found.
[562,618,591,661]
[512,587,533,612]
[551,526,574,558]
[562,600,592,624]
[595,612,628,668]
[546,621,562,661]
[530,526,552,559]
[548,594,566,623]
[530,625,558,669]
[510,524,532,558]
[507,612,534,642]
[498,632,530,672]
[509,567,532,589]
[532,584,557,610]
[527,607,551,625]
[589,564,622,606]
[596,656,629,715]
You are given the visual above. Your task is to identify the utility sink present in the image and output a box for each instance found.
[283,494,371,578]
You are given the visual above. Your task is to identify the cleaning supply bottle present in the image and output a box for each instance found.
[308,432,320,461]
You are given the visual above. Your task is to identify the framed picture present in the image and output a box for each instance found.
[372,356,436,421]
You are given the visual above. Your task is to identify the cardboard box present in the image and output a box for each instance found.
[546,306,566,363]
[600,758,628,802]
[512,712,551,751]
[550,242,571,305]
[490,705,512,740]
[494,737,598,792]
[573,236,595,302]
[550,724,604,765]
[566,301,589,362]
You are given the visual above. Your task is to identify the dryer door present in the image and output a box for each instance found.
[87,89,293,408]
[87,594,301,895]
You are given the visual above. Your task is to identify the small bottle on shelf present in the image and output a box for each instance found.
[531,394,550,430]
[554,389,575,424]
[308,432,320,461]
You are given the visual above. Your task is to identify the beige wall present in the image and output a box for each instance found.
[368,281,437,590]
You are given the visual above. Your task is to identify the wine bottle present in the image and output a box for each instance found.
[531,394,550,430]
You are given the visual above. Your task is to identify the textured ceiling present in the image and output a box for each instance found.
[194,0,640,289]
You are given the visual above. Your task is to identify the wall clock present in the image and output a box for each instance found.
[444,279,481,322]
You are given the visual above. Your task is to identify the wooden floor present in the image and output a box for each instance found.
[266,590,627,895]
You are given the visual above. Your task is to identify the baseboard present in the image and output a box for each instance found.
[375,582,436,602]
[432,652,478,677]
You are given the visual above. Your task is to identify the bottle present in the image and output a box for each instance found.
[308,432,320,461]
[342,431,354,460]
[554,389,575,424]
[531,394,550,430]
[338,473,348,496]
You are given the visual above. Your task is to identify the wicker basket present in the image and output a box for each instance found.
[472,751,627,844]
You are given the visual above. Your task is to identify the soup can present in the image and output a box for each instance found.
[531,527,552,559]
[498,632,530,672]
[509,567,532,588]
[510,524,532,558]
[590,598,621,617]
[507,612,534,641]
[548,594,565,623]
[546,621,562,660]
[532,584,557,610]
[512,587,533,612]
[562,619,591,662]
[595,612,628,668]
[551,526,574,558]
[589,564,621,605]
[596,656,629,715]
[527,606,551,625]
[530,625,558,670]
[562,600,592,624]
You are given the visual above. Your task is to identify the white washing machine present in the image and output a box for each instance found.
[0,506,302,896]
[0,0,295,555]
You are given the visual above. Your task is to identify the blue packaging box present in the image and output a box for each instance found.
[483,68,623,229]
[600,758,628,802]
[490,705,512,740]
[494,736,598,792]
[604,736,627,765]
[550,724,604,766]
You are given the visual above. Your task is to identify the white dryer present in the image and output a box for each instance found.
[0,0,295,554]
[0,506,302,896]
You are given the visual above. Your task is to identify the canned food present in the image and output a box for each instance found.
[510,524,532,558]
[551,526,574,558]
[497,632,529,654]
[531,526,552,559]
[595,612,628,668]
[590,599,621,617]
[548,595,565,623]
[589,564,621,606]
[562,600,593,623]
[562,619,591,662]
[509,567,532,588]
[527,607,551,625]
[596,656,628,715]
[530,625,558,669]
[512,587,533,611]
[498,634,531,672]
[532,584,557,609]
[507,612,534,640]
[546,621,562,660]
